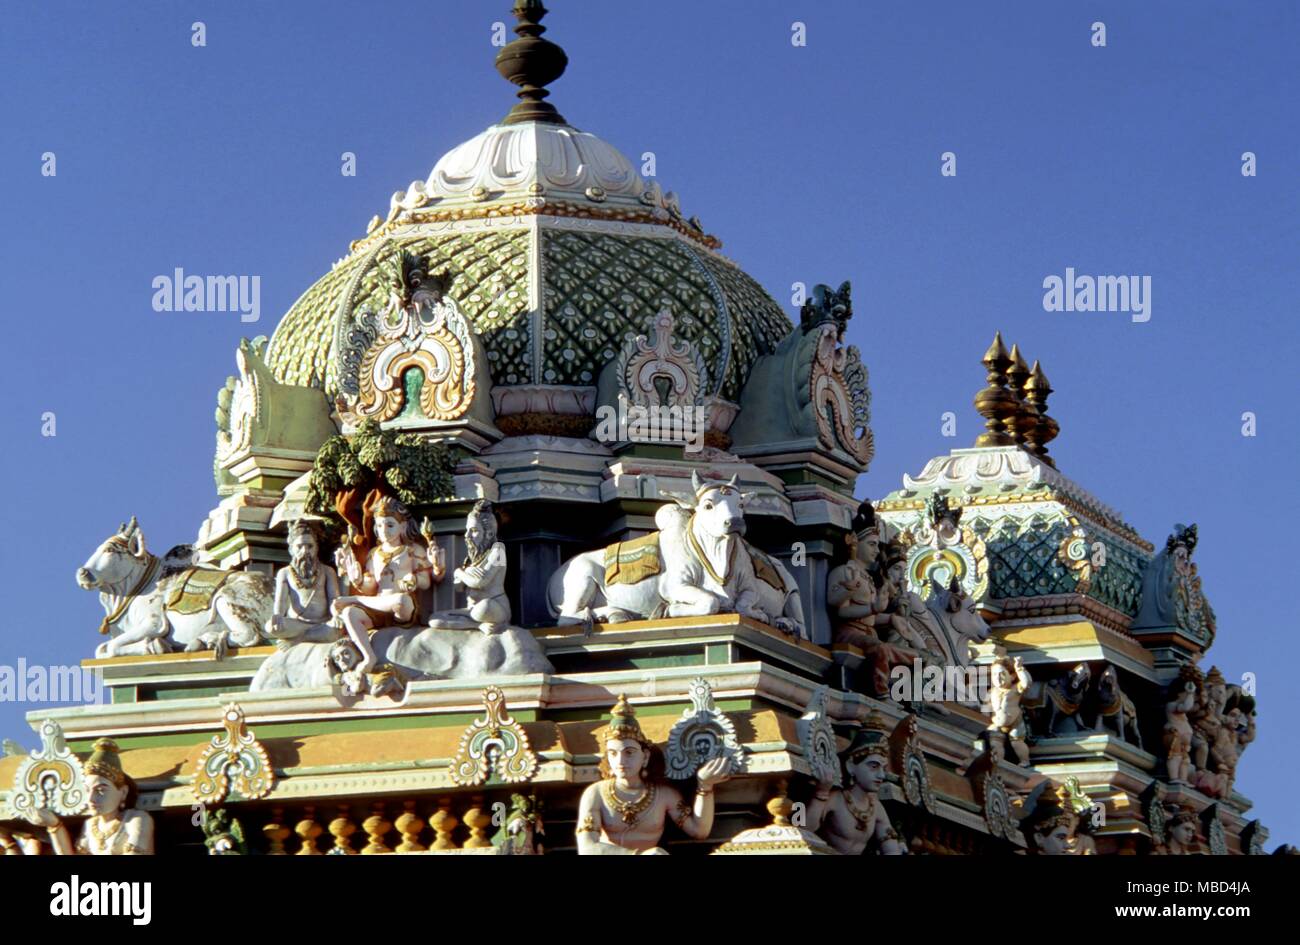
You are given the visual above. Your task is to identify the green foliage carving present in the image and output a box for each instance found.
[306,419,455,519]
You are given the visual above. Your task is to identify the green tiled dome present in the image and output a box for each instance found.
[265,225,791,403]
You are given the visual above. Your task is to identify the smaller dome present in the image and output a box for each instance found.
[389,122,650,217]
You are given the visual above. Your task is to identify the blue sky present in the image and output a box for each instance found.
[1,1,1296,847]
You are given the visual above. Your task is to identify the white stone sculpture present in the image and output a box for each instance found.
[547,470,789,630]
[78,517,272,659]
[265,520,342,646]
[427,500,511,633]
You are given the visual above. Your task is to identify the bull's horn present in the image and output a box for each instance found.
[726,473,739,488]
[691,469,704,495]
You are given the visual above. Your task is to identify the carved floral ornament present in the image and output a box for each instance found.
[336,250,478,425]
[797,686,841,788]
[192,703,274,804]
[616,308,708,409]
[664,677,745,780]
[450,686,539,787]
[6,719,87,820]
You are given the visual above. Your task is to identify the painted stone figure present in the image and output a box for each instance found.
[549,471,780,628]
[1023,662,1091,737]
[575,695,731,855]
[326,638,409,699]
[332,494,442,692]
[987,654,1033,765]
[1163,665,1200,783]
[826,502,922,697]
[265,520,342,646]
[1155,805,1202,855]
[1092,664,1142,749]
[28,739,155,856]
[78,517,272,659]
[427,499,511,632]
[1022,783,1078,856]
[808,712,908,855]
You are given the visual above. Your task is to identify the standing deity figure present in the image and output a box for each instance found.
[826,502,924,697]
[428,499,511,633]
[332,494,443,692]
[1162,666,1200,783]
[266,520,342,646]
[28,738,154,855]
[1190,666,1227,773]
[808,712,908,855]
[576,695,731,855]
[987,654,1033,765]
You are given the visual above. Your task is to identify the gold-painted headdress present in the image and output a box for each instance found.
[82,737,128,789]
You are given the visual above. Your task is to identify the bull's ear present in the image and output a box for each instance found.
[740,491,756,507]
[128,528,146,559]
[691,469,704,495]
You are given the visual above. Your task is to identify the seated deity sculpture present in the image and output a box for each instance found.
[877,543,946,659]
[27,738,154,855]
[332,494,443,693]
[826,503,926,697]
[265,520,342,647]
[427,499,511,633]
[987,653,1033,765]
[575,695,732,854]
[807,712,908,855]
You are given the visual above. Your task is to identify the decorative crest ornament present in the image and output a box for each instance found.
[803,283,873,465]
[887,713,936,812]
[797,686,840,788]
[192,703,274,804]
[6,719,87,820]
[336,250,478,425]
[1143,781,1167,845]
[664,677,745,780]
[1202,803,1228,856]
[616,308,708,409]
[450,686,539,787]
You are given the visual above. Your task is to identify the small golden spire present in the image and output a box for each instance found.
[1006,344,1033,446]
[973,332,1017,447]
[1023,361,1059,467]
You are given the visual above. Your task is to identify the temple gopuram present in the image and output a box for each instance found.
[0,2,1272,858]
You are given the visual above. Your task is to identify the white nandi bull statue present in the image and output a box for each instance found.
[547,471,806,636]
[922,576,991,667]
[77,518,273,659]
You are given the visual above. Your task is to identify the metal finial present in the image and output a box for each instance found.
[1023,360,1059,467]
[495,1,569,126]
[973,332,1016,447]
[1006,344,1034,446]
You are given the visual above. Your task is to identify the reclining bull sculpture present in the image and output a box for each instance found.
[77,518,272,659]
[547,471,806,637]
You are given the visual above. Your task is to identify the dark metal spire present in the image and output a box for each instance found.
[495,1,569,125]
